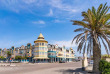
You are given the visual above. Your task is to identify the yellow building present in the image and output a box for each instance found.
[57,48,64,61]
[33,33,49,63]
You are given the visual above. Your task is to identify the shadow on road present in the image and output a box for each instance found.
[55,68,89,74]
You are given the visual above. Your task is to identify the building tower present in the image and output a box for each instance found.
[33,33,48,63]
[27,43,32,57]
[11,46,15,59]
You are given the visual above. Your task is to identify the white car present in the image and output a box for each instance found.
[89,60,93,64]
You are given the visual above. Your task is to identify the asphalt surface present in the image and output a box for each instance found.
[0,61,87,74]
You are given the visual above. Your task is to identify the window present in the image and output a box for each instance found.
[58,54,63,56]
[42,47,44,50]
[42,43,44,46]
[39,52,41,55]
[42,52,44,55]
[27,46,30,49]
[35,47,38,50]
[35,43,39,46]
[27,49,29,52]
[44,43,45,46]
[36,52,39,55]
[12,50,13,54]
[39,43,41,46]
[27,44,30,49]
[12,47,14,50]
[48,53,51,56]
[42,47,43,50]
[45,48,47,51]
[45,52,47,55]
[16,51,18,53]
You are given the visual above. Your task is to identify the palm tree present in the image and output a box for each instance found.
[7,51,11,60]
[71,3,110,73]
[7,51,11,65]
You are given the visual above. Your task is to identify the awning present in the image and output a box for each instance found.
[57,56,64,58]
[33,57,49,59]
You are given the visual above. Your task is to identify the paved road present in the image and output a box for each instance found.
[0,61,87,74]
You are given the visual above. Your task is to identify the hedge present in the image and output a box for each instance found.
[99,60,110,74]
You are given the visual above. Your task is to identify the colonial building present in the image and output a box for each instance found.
[33,33,49,63]
[26,43,32,57]
[2,48,7,58]
[48,44,57,63]
[0,33,75,63]
[47,44,75,63]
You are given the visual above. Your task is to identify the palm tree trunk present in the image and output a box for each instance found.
[93,39,101,74]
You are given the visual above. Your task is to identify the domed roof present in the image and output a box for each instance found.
[38,33,44,39]
[34,33,48,43]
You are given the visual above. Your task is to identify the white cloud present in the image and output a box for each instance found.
[0,0,78,15]
[47,9,53,16]
[48,0,78,13]
[0,0,41,13]
[53,19,64,23]
[32,20,46,28]
[51,40,77,48]
[22,0,37,4]
[32,20,45,24]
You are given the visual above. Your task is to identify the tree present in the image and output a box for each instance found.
[7,51,11,59]
[22,56,27,60]
[71,3,110,73]
[0,56,5,60]
[15,56,22,60]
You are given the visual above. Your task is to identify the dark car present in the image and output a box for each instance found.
[73,59,80,62]
[59,61,65,63]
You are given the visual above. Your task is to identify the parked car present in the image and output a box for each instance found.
[89,60,93,64]
[73,59,80,62]
[59,61,65,63]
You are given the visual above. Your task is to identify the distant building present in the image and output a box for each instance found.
[0,48,2,56]
[0,33,75,63]
[48,44,57,63]
[33,33,49,63]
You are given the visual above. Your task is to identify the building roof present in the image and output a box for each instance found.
[34,33,48,43]
[38,33,44,39]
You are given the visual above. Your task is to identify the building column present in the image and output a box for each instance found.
[51,58,52,63]
[32,59,33,63]
[52,58,53,62]
[55,57,56,62]
[35,59,36,63]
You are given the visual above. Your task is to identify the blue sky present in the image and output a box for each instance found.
[0,0,110,56]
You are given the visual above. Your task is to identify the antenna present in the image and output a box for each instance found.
[40,29,42,33]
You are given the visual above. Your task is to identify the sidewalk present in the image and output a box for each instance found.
[0,63,16,66]
[24,67,88,74]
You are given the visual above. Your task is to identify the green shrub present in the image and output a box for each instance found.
[22,57,27,60]
[15,56,22,60]
[99,60,110,74]
[0,56,5,60]
[102,68,110,74]
[15,56,27,60]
